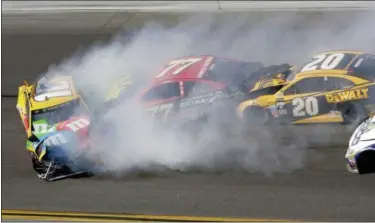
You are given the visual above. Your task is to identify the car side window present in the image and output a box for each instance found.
[325,77,354,91]
[142,82,180,101]
[183,81,218,97]
[350,56,375,80]
[284,77,325,95]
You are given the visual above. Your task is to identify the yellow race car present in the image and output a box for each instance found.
[16,73,136,181]
[16,75,90,137]
[237,51,375,127]
[16,75,93,181]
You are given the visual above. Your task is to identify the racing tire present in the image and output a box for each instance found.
[356,150,375,174]
[340,103,368,130]
[242,107,269,128]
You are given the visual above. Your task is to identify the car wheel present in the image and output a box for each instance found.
[356,150,375,174]
[341,103,368,127]
[243,107,269,128]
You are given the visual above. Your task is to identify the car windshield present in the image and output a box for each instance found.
[31,99,88,126]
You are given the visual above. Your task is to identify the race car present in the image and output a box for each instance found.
[121,55,292,127]
[237,51,375,127]
[16,75,98,181]
[346,115,375,174]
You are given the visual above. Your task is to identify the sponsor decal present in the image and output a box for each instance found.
[180,91,228,108]
[33,122,56,134]
[275,101,287,116]
[326,88,369,103]
[197,56,214,78]
[351,121,370,146]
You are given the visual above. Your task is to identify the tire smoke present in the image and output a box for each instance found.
[44,11,375,177]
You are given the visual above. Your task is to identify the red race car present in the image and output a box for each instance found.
[136,55,291,125]
[96,55,292,130]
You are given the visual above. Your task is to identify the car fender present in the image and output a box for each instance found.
[346,116,375,172]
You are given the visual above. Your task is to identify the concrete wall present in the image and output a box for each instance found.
[3,1,375,95]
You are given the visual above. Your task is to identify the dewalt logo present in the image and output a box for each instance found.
[326,88,369,103]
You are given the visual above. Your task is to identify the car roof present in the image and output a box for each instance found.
[294,69,350,79]
[152,55,245,84]
[28,76,80,111]
[289,70,370,85]
[289,51,375,81]
[318,50,365,55]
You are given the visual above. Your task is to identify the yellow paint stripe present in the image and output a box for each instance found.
[292,113,343,124]
[2,209,295,222]
[2,215,116,222]
[319,50,364,55]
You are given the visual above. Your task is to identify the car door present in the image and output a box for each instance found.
[279,76,333,124]
[141,82,182,123]
[179,80,226,121]
[323,76,364,122]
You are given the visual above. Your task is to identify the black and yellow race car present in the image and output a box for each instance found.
[237,51,375,127]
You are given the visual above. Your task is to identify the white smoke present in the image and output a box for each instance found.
[45,11,375,177]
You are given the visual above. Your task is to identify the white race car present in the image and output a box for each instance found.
[346,116,375,174]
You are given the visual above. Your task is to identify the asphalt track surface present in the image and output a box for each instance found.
[3,13,375,222]
[4,98,375,221]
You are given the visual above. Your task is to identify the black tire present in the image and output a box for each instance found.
[242,107,269,128]
[356,150,375,174]
[340,103,368,127]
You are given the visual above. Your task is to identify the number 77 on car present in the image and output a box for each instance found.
[237,51,375,127]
